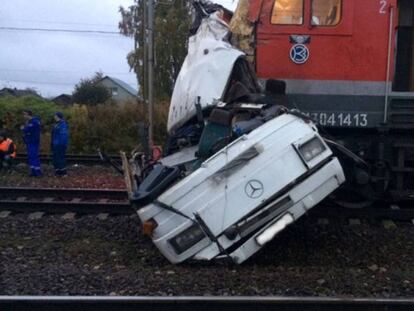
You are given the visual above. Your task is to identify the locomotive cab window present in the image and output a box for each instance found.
[311,0,342,26]
[394,0,414,92]
[271,0,304,25]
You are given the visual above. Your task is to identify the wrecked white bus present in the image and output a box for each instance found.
[122,1,345,264]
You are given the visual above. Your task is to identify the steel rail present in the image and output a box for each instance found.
[15,153,122,164]
[313,203,414,221]
[0,187,132,215]
[0,296,414,311]
[0,187,128,199]
[2,187,414,219]
[0,199,132,214]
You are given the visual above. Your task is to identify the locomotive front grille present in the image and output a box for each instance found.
[388,97,414,129]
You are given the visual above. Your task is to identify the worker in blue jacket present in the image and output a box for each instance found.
[51,112,69,176]
[21,110,42,176]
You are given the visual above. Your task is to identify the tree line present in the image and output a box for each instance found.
[119,0,191,100]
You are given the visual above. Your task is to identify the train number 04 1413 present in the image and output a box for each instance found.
[304,112,369,127]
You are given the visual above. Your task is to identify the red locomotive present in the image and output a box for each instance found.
[244,0,414,204]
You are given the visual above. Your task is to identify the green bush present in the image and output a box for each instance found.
[0,96,169,154]
[0,96,67,152]
[68,101,169,153]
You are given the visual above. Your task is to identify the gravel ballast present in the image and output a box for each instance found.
[1,214,413,297]
[0,164,125,189]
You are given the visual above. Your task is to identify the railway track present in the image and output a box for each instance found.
[0,187,132,215]
[15,153,121,165]
[312,202,414,222]
[1,186,414,221]
[1,296,414,311]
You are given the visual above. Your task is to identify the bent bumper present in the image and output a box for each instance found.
[227,157,344,263]
[154,157,344,264]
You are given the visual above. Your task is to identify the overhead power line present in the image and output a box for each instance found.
[0,79,76,86]
[0,26,121,35]
[0,78,137,88]
[0,68,134,76]
[0,18,117,28]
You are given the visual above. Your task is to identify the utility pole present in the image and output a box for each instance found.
[147,0,155,146]
[142,0,147,107]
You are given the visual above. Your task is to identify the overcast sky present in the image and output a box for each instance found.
[0,0,237,98]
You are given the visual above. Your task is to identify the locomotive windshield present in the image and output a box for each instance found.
[271,0,304,25]
[311,0,342,26]
[271,0,342,26]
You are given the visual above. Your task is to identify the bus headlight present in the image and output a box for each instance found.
[169,224,206,254]
[298,136,326,162]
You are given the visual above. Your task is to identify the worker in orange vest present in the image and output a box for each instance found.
[0,130,16,169]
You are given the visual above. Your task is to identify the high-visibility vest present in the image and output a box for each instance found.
[0,138,16,158]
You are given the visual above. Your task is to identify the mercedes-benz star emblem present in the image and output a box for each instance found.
[290,44,310,64]
[245,180,264,199]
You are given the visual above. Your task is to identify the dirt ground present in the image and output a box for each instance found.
[1,214,413,297]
